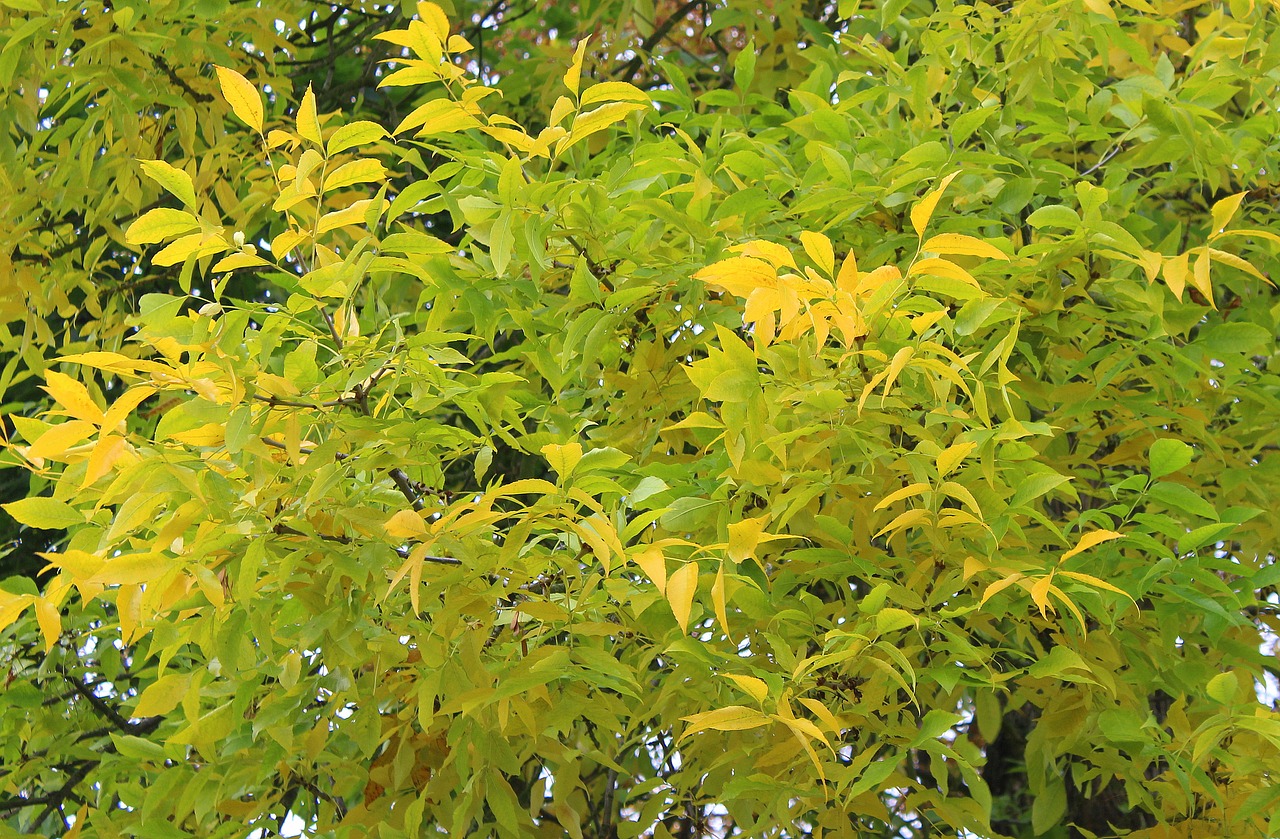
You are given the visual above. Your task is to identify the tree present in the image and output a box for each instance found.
[3,1,1280,837]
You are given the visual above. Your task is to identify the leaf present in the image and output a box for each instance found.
[921,233,1009,260]
[385,509,428,538]
[724,673,768,702]
[34,596,60,651]
[3,498,84,530]
[1206,671,1238,705]
[935,441,976,478]
[296,84,324,146]
[564,37,591,96]
[1060,530,1123,562]
[873,482,929,512]
[1026,204,1081,229]
[579,81,650,106]
[678,705,771,740]
[125,208,199,245]
[138,159,197,209]
[1147,481,1218,520]
[327,121,387,156]
[666,562,698,632]
[557,102,646,155]
[910,172,959,238]
[323,159,386,192]
[542,441,584,481]
[214,65,263,132]
[1209,192,1246,236]
[1148,439,1193,478]
[42,371,105,425]
[799,231,835,276]
[134,672,192,717]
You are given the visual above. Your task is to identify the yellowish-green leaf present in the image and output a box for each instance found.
[134,672,192,717]
[327,121,388,156]
[125,208,199,245]
[213,65,263,132]
[873,482,930,512]
[3,497,85,529]
[138,159,198,209]
[323,159,386,192]
[936,441,976,478]
[632,546,667,595]
[557,102,646,155]
[542,441,584,481]
[580,81,650,106]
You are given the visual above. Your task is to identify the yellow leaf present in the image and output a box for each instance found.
[1030,575,1054,617]
[81,435,128,488]
[395,98,481,136]
[980,573,1025,608]
[1207,248,1272,285]
[296,84,324,146]
[797,697,844,733]
[213,65,263,133]
[1209,192,1247,236]
[134,672,192,717]
[211,252,271,272]
[43,371,105,425]
[385,509,429,539]
[729,240,796,269]
[908,257,981,289]
[152,232,228,267]
[139,159,198,208]
[694,256,777,299]
[873,482,930,512]
[799,231,835,276]
[724,673,768,702]
[712,561,729,633]
[103,385,157,433]
[727,514,772,562]
[910,171,959,238]
[125,208,199,245]
[34,596,60,651]
[678,705,771,740]
[89,553,170,585]
[1163,252,1189,300]
[667,562,698,632]
[572,516,623,575]
[323,158,386,192]
[1083,0,1117,18]
[416,1,450,42]
[1190,248,1214,305]
[542,442,584,481]
[564,36,591,97]
[633,546,667,595]
[936,441,976,478]
[1060,530,1123,562]
[873,508,929,539]
[835,251,859,293]
[921,233,1009,260]
[27,420,96,461]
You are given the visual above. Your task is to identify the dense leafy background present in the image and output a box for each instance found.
[3,1,1280,837]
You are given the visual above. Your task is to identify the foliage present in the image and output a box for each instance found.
[3,1,1280,837]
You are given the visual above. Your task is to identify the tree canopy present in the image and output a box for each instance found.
[3,1,1280,837]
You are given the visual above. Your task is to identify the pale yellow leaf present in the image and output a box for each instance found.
[1209,192,1247,236]
[873,482,930,512]
[134,672,191,717]
[323,158,386,192]
[542,442,583,481]
[936,441,976,477]
[125,208,199,245]
[580,81,650,106]
[564,37,591,96]
[678,705,771,740]
[138,159,197,209]
[921,233,1009,260]
[633,546,667,595]
[724,673,768,702]
[35,596,60,651]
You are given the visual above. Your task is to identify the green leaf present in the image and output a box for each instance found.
[1026,205,1081,229]
[1147,481,1218,520]
[1148,438,1193,478]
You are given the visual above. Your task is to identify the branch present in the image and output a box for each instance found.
[272,523,462,566]
[63,672,161,736]
[612,0,705,80]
